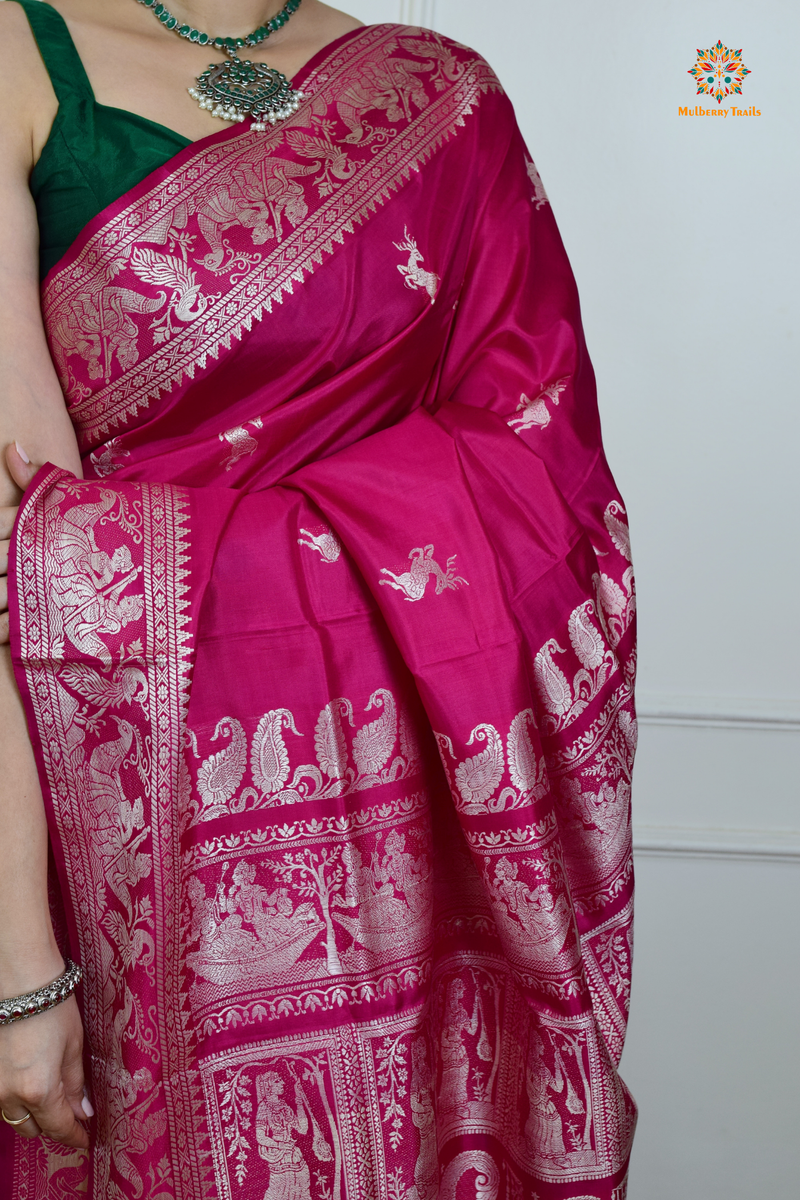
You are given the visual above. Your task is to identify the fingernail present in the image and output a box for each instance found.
[81,1095,94,1119]
[14,441,31,465]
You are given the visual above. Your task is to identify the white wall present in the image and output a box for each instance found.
[344,2,800,1196]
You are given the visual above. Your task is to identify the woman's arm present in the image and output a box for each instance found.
[0,4,89,1150]
[0,2,82,511]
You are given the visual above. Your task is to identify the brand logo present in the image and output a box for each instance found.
[681,40,758,117]
[688,40,751,105]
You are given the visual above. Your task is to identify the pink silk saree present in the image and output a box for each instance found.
[5,25,637,1200]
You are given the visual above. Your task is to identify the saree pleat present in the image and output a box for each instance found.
[5,25,636,1200]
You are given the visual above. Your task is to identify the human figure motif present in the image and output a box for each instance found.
[524,1034,566,1160]
[490,857,575,960]
[188,869,259,962]
[229,861,301,946]
[373,829,429,916]
[409,1036,438,1200]
[255,1071,312,1200]
[333,833,432,959]
[438,978,479,1118]
[45,491,144,662]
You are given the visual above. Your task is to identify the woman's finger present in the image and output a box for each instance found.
[2,1106,41,1140]
[4,443,38,494]
[0,578,6,614]
[0,612,8,645]
[0,996,89,1150]
[29,1082,90,1150]
[60,1023,89,1127]
[0,539,8,575]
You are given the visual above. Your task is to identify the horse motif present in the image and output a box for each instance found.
[394,228,440,304]
[379,545,468,602]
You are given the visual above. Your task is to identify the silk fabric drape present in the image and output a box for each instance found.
[5,26,636,1200]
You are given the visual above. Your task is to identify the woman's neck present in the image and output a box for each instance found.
[156,1,295,38]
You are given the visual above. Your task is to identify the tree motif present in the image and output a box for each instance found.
[275,848,345,975]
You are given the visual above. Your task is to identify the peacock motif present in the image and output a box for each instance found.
[398,707,423,773]
[568,601,608,672]
[60,662,148,724]
[250,708,302,797]
[506,709,545,797]
[88,716,139,811]
[453,724,505,812]
[604,500,632,562]
[196,717,247,811]
[352,688,397,777]
[314,698,354,780]
[592,501,636,651]
[128,247,215,343]
[533,640,572,718]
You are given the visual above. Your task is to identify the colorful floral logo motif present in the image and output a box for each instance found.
[688,41,751,105]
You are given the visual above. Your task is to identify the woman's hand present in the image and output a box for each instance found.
[0,982,90,1150]
[0,443,40,645]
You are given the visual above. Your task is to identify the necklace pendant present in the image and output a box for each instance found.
[188,56,303,130]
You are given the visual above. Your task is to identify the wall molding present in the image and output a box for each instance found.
[636,692,800,733]
[398,0,438,26]
[633,825,800,862]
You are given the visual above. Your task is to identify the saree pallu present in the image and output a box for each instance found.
[5,26,637,1200]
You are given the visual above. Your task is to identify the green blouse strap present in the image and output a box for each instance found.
[12,0,96,106]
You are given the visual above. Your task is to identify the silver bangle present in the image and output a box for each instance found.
[0,960,82,1026]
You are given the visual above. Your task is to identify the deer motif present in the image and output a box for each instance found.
[219,416,264,471]
[297,526,342,563]
[394,228,440,304]
[379,545,468,602]
[90,437,131,478]
[508,378,569,434]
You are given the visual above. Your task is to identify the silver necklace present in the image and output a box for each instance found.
[137,0,304,130]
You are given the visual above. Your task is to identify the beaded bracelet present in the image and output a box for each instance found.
[0,961,82,1027]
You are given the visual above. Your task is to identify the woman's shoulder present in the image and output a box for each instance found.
[361,24,513,141]
[0,2,59,167]
[371,23,497,65]
[364,23,507,108]
[346,23,503,96]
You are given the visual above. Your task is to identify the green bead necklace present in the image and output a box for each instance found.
[137,0,304,130]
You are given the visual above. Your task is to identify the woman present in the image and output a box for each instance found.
[0,1,638,1196]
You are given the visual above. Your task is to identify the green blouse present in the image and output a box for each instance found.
[15,0,191,279]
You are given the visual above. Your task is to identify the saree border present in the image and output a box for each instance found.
[42,25,501,444]
[10,471,200,1197]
